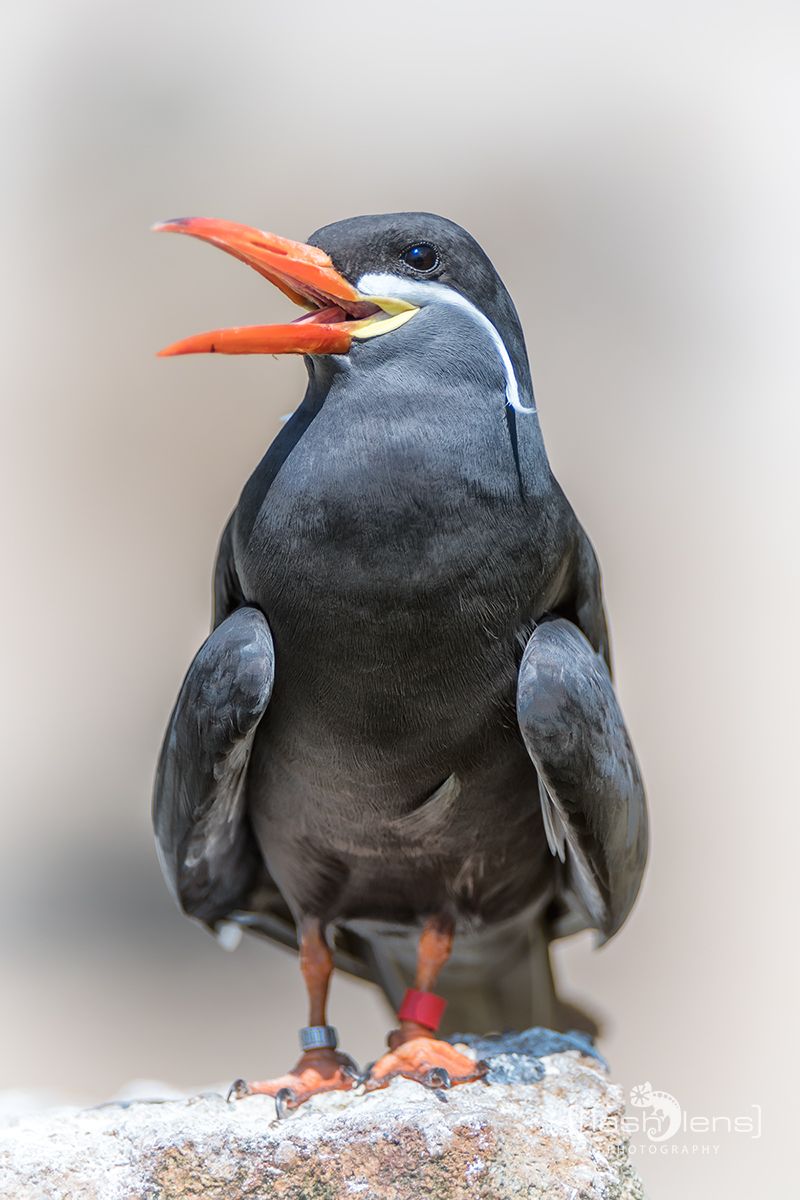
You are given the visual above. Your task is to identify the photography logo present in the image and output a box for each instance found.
[629,1081,682,1142]
[621,1080,762,1157]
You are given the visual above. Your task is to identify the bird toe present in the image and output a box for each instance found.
[364,1036,488,1092]
[232,1048,359,1113]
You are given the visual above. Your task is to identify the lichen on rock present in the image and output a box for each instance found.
[0,1033,645,1199]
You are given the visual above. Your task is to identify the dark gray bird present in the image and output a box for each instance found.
[153,212,647,1112]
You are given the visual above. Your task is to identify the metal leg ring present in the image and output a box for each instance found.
[299,1024,339,1052]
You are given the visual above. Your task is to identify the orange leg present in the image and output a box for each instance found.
[230,920,357,1116]
[365,917,488,1092]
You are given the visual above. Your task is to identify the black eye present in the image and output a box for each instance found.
[401,242,439,272]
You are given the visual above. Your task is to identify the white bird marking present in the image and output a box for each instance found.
[356,273,537,415]
[216,921,243,952]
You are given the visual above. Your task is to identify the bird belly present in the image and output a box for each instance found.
[236,410,571,929]
[247,726,555,931]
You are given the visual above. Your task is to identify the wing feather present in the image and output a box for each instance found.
[517,618,648,940]
[153,606,274,923]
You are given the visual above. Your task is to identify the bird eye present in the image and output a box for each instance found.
[401,243,439,273]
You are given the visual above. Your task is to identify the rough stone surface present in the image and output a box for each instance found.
[0,1034,645,1199]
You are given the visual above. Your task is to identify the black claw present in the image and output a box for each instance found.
[275,1087,297,1120]
[341,1056,362,1083]
[475,1058,491,1079]
[423,1067,451,1090]
[350,1060,373,1087]
[227,1078,250,1102]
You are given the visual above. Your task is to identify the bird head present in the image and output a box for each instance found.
[154,212,535,414]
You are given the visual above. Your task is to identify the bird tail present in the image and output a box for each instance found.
[359,918,598,1037]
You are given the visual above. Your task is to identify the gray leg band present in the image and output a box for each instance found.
[299,1024,338,1052]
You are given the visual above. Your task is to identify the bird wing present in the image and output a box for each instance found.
[155,517,385,978]
[570,530,612,670]
[212,512,245,628]
[516,617,648,941]
[152,606,275,923]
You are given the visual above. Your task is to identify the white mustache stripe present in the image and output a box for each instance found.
[355,273,537,415]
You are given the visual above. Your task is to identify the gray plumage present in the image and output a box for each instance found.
[517,618,648,942]
[153,212,648,1033]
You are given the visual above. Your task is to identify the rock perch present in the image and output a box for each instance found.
[0,1032,646,1199]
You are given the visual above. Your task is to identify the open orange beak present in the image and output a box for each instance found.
[153,217,417,357]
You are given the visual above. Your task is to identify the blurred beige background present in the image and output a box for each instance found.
[1,1,798,1196]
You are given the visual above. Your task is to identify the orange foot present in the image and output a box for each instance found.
[364,1036,488,1093]
[229,1048,359,1117]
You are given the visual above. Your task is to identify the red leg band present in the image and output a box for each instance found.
[397,987,447,1032]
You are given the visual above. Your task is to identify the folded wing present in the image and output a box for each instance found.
[516,618,648,940]
[153,606,274,923]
